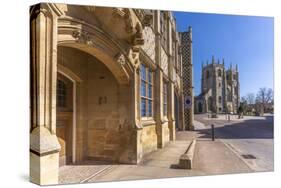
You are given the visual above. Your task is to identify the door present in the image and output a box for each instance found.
[56,74,73,166]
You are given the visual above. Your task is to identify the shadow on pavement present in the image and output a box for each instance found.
[196,115,273,139]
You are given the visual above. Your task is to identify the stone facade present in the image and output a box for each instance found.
[195,56,240,114]
[30,3,187,185]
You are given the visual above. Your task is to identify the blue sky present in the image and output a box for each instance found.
[173,12,274,97]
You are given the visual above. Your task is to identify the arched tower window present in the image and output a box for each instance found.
[218,69,222,77]
[218,96,222,103]
[57,79,67,108]
[227,88,231,101]
[206,70,210,79]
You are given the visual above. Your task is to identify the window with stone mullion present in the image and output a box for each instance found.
[140,64,153,118]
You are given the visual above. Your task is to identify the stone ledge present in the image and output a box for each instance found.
[178,139,196,169]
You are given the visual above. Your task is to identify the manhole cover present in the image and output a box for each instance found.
[241,154,256,159]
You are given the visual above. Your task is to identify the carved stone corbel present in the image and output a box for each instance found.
[132,22,144,46]
[124,9,134,34]
[112,7,126,18]
[72,30,93,46]
[115,53,127,66]
[142,12,153,27]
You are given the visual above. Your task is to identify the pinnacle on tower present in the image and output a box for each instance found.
[230,62,232,70]
[236,64,238,71]
[188,26,192,41]
[222,58,225,66]
[212,55,215,64]
[218,59,220,64]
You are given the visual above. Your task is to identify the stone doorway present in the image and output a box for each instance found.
[56,73,75,166]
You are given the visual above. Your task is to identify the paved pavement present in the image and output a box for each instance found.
[59,161,113,184]
[194,113,274,172]
[59,129,253,184]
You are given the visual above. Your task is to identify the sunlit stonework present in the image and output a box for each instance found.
[30,3,189,185]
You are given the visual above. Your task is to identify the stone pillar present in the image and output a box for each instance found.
[168,81,176,140]
[154,10,165,148]
[30,4,61,185]
[134,67,143,163]
[155,68,165,148]
[167,15,176,140]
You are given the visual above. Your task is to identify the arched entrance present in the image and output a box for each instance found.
[56,45,135,164]
[208,97,213,112]
[55,16,139,164]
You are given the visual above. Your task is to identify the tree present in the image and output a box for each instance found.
[256,87,273,104]
[246,93,255,105]
[241,93,255,114]
[256,87,273,115]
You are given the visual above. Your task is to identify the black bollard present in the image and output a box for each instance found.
[211,124,215,141]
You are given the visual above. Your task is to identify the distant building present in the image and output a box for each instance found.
[195,56,240,114]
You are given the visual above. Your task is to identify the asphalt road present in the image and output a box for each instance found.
[194,114,274,172]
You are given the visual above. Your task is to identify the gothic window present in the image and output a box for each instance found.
[219,82,221,87]
[233,74,236,80]
[140,64,154,118]
[235,87,238,95]
[227,88,231,101]
[227,74,230,80]
[218,69,222,77]
[163,80,168,116]
[206,70,210,79]
[57,79,67,108]
[218,96,222,103]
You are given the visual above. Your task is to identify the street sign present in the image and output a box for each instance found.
[185,96,192,109]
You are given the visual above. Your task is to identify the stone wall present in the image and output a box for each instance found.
[141,125,158,155]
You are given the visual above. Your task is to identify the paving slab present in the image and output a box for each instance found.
[193,138,252,175]
[59,161,113,184]
[59,130,254,184]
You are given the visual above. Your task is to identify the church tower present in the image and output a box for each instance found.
[195,56,240,114]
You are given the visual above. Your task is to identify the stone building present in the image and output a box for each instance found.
[180,27,194,130]
[194,56,240,114]
[30,3,186,185]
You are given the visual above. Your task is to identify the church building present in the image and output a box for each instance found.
[195,56,240,114]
